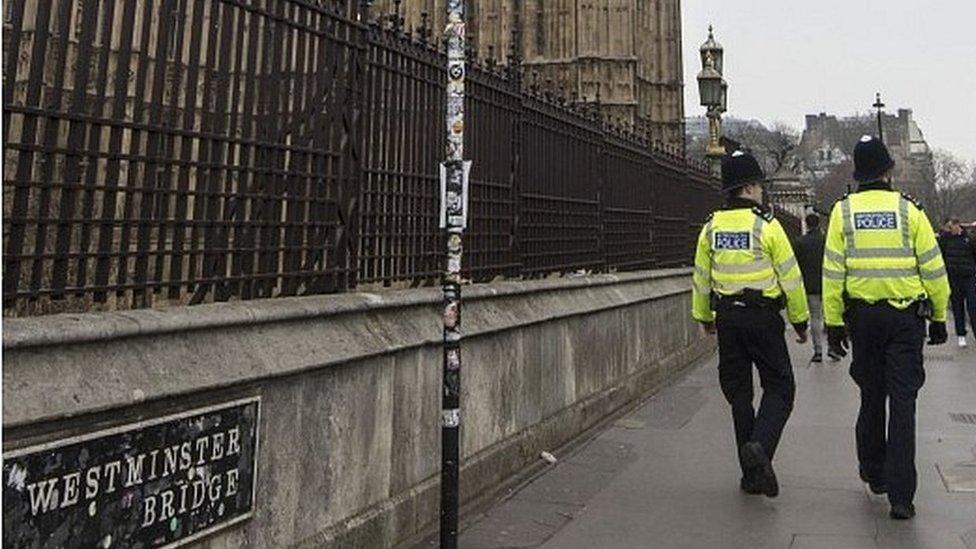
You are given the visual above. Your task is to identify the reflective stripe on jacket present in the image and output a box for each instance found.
[692,207,810,325]
[822,189,950,326]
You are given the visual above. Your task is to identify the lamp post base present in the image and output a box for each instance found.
[706,153,723,178]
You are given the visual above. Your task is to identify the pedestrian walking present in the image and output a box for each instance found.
[822,135,950,520]
[795,213,826,363]
[937,217,976,348]
[691,151,810,498]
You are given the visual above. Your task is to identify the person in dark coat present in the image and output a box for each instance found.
[938,217,976,348]
[794,213,826,362]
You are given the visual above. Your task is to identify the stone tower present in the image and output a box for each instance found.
[369,0,685,150]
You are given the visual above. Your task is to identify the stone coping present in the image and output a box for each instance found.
[4,269,692,350]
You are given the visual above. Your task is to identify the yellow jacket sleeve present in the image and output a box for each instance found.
[765,219,809,325]
[822,202,847,327]
[691,220,715,323]
[912,207,950,322]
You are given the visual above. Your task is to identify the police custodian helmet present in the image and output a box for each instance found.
[721,150,765,193]
[853,135,895,182]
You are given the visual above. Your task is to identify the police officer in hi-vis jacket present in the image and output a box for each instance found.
[692,151,810,498]
[822,135,950,520]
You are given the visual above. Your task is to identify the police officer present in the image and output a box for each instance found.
[692,151,810,497]
[822,135,950,520]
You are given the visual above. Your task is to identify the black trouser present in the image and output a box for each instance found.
[848,301,926,506]
[715,304,796,473]
[948,274,976,336]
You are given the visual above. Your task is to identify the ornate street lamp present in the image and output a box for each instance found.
[873,91,885,142]
[698,26,727,172]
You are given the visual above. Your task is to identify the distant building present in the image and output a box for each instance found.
[797,109,935,199]
[768,166,817,233]
[370,0,686,149]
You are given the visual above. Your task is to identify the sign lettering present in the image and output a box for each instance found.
[3,398,260,548]
[713,231,751,250]
[853,211,897,230]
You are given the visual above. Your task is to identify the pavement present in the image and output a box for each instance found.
[456,326,976,549]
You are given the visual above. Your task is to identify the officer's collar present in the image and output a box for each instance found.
[724,196,763,210]
[855,180,893,192]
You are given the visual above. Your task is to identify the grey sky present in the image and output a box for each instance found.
[682,0,976,162]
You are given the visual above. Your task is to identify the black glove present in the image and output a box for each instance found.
[827,326,849,359]
[927,321,948,345]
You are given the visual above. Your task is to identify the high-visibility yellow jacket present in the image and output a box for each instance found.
[822,188,950,326]
[692,205,810,325]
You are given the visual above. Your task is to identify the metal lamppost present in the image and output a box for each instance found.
[873,91,885,142]
[698,25,726,174]
[441,1,469,548]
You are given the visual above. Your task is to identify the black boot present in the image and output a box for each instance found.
[858,467,887,495]
[741,442,779,498]
[889,503,916,520]
[740,471,763,495]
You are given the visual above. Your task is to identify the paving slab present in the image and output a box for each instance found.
[456,318,976,549]
[963,527,976,549]
[460,498,581,549]
[788,534,877,549]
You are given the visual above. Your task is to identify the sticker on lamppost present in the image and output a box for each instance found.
[441,409,460,428]
[2,398,260,548]
[447,95,463,113]
[448,63,464,82]
[439,161,472,229]
[443,300,460,330]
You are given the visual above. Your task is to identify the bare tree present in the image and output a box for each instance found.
[685,118,801,175]
[768,122,802,171]
[725,120,800,175]
[925,149,976,224]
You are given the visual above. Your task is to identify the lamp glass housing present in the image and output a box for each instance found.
[710,49,724,75]
[697,71,722,107]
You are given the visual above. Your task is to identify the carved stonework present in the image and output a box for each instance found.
[371,0,685,150]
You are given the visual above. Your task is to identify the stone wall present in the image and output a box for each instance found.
[3,269,715,548]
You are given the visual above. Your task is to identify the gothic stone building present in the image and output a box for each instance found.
[370,0,685,149]
[798,109,935,201]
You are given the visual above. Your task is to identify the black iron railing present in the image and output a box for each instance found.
[1,0,759,316]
